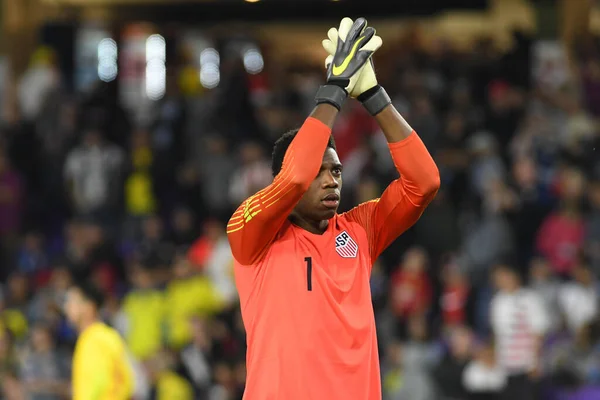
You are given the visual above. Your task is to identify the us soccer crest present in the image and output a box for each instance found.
[335,231,358,258]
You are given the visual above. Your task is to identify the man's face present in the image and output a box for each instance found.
[64,288,86,327]
[83,131,102,148]
[32,327,52,352]
[493,267,517,291]
[293,148,343,222]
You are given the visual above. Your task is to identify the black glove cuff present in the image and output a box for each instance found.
[315,84,347,111]
[327,79,350,90]
[358,85,391,116]
[357,85,381,102]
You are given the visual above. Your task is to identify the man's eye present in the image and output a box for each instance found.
[333,168,342,175]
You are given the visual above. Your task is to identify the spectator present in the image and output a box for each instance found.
[121,266,165,361]
[169,207,198,247]
[64,129,124,218]
[432,325,473,400]
[536,167,586,276]
[0,326,19,398]
[16,232,47,277]
[196,220,237,306]
[467,131,506,199]
[463,341,506,400]
[402,315,441,372]
[390,247,433,334]
[187,219,224,271]
[195,135,236,221]
[210,362,237,400]
[134,215,175,281]
[461,178,515,283]
[490,261,549,400]
[528,257,561,332]
[19,324,70,400]
[147,350,194,400]
[508,157,554,266]
[382,340,436,400]
[228,141,271,206]
[232,360,246,399]
[165,251,223,349]
[64,219,119,283]
[179,317,213,397]
[17,47,60,122]
[27,266,72,328]
[439,258,472,328]
[557,262,597,334]
[435,111,470,209]
[413,188,461,261]
[545,321,600,389]
[124,129,157,218]
[484,80,522,151]
[409,93,440,153]
[2,273,30,341]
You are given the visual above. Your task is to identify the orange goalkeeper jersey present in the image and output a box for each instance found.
[227,117,439,400]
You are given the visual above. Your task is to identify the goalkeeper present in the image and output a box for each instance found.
[227,17,440,399]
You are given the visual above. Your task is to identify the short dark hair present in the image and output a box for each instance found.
[271,128,337,177]
[72,280,105,310]
[492,257,522,279]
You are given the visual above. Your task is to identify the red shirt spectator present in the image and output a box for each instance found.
[188,219,225,270]
[537,168,587,275]
[440,261,470,326]
[390,247,433,318]
[536,211,585,274]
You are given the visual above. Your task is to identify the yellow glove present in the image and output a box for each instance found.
[315,17,382,110]
[323,17,381,99]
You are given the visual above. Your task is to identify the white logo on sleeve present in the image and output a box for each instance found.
[335,231,358,258]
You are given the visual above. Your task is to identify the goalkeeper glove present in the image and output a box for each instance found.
[323,19,391,116]
[315,17,382,111]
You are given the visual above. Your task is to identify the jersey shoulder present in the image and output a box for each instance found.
[85,323,125,349]
[232,221,297,267]
[335,213,369,240]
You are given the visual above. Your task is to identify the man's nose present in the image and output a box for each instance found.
[321,172,339,188]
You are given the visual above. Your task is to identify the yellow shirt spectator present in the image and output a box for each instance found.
[72,322,134,400]
[125,171,156,216]
[125,146,156,216]
[122,289,165,360]
[1,309,28,340]
[165,274,223,349]
[156,371,194,400]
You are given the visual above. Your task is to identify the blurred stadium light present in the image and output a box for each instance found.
[145,34,166,100]
[199,47,220,89]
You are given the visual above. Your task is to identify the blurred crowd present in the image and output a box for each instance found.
[0,23,598,400]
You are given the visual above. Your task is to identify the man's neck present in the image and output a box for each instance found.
[78,318,99,334]
[289,214,329,235]
[504,285,520,294]
[36,347,51,355]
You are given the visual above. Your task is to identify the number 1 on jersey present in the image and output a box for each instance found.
[304,257,312,291]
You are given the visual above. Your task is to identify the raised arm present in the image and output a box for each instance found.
[344,104,440,263]
[227,105,338,265]
[322,22,439,263]
[227,17,382,265]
